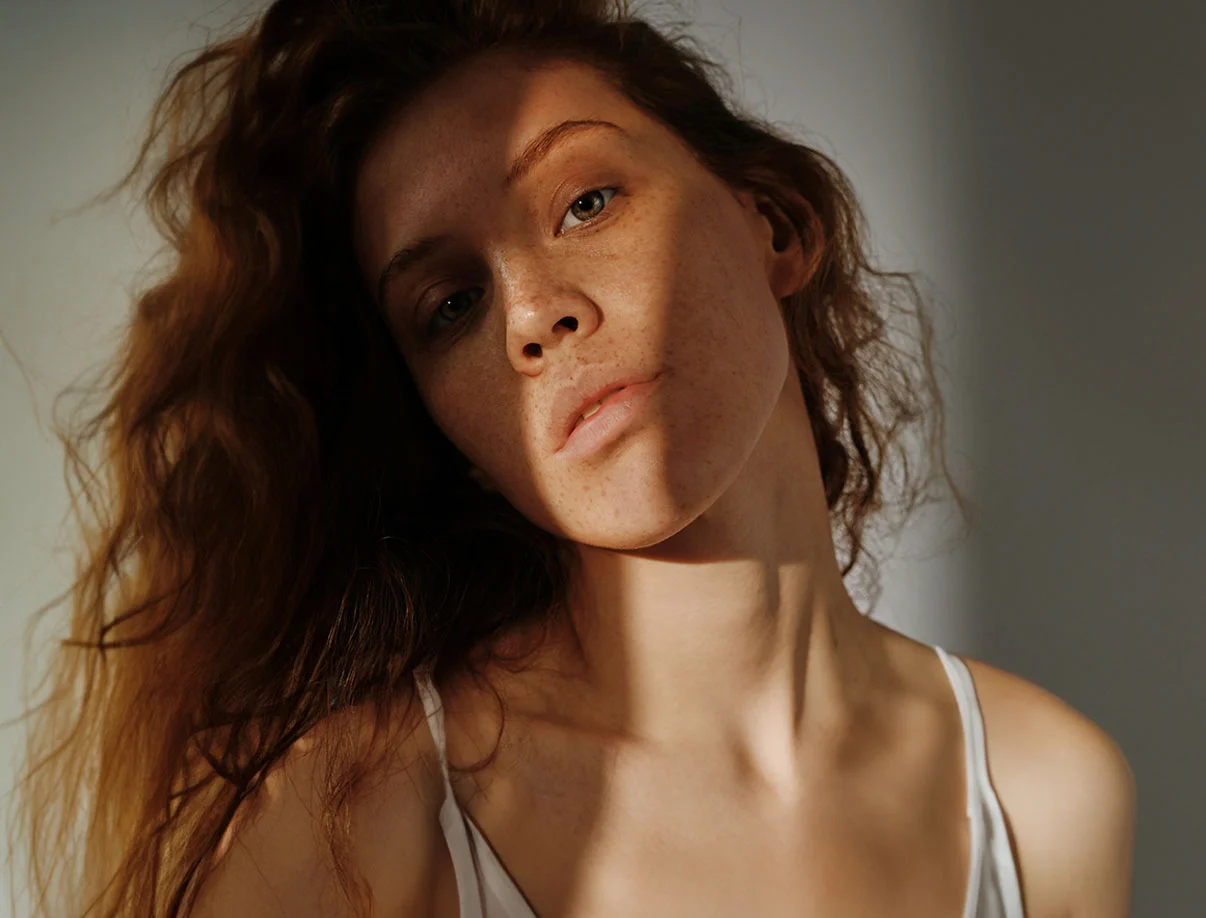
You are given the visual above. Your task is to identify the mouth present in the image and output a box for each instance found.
[570,384,630,434]
[557,373,663,459]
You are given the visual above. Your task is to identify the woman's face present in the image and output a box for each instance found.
[353,53,805,550]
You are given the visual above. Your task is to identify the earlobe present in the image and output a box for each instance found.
[468,465,498,493]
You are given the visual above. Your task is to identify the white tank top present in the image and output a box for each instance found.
[413,644,1026,917]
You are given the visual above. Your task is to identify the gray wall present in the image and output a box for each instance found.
[2,1,1201,914]
[949,3,1205,912]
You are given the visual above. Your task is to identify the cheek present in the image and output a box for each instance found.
[426,379,494,464]
[653,185,781,355]
[425,373,534,490]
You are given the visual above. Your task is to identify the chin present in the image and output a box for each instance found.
[555,478,728,552]
[521,423,753,548]
[566,520,694,553]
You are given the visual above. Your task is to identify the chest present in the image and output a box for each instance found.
[446,735,972,918]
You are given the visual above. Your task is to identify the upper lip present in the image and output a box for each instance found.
[553,368,662,450]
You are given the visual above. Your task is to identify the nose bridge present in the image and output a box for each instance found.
[496,238,563,311]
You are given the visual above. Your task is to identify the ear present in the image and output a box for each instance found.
[738,190,817,302]
[468,465,498,493]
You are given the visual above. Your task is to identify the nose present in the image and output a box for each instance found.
[500,257,600,370]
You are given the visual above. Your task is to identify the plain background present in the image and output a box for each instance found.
[1,1,1202,915]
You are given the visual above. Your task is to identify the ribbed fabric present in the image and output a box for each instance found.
[414,645,1025,917]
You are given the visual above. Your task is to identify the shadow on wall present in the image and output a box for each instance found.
[951,3,1206,916]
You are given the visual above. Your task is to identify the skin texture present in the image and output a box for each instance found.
[335,50,1137,917]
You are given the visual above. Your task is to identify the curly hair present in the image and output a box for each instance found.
[5,0,970,915]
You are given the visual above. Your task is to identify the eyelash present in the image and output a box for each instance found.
[420,186,621,338]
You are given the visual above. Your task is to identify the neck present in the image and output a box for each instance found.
[516,375,890,799]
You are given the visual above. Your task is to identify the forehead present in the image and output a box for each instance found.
[352,55,658,257]
[361,53,636,180]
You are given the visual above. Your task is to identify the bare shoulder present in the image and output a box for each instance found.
[962,655,1137,918]
[189,686,455,917]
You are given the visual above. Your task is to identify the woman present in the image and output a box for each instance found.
[7,1,1136,916]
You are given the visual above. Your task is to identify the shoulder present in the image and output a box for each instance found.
[962,655,1137,918]
[189,686,455,917]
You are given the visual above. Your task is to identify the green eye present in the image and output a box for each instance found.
[560,187,618,233]
[422,186,620,339]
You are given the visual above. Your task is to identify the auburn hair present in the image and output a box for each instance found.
[5,0,969,915]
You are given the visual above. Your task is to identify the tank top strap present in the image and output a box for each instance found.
[414,665,488,918]
[932,647,1027,918]
[414,665,453,784]
[934,646,987,814]
[934,645,988,918]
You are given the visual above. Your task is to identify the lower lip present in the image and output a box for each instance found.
[558,375,662,461]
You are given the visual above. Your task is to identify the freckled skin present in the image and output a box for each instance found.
[343,50,1130,918]
[353,53,798,550]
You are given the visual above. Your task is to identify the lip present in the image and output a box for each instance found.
[553,371,659,451]
[555,373,662,460]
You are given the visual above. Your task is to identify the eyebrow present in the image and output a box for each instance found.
[375,119,627,308]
